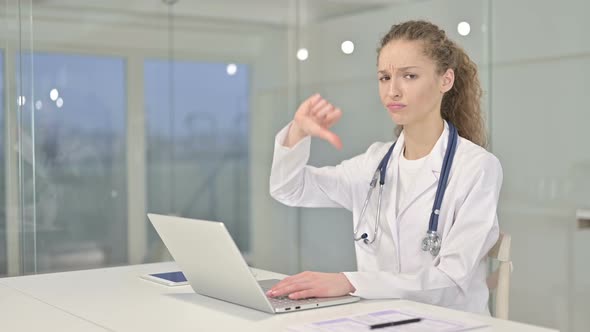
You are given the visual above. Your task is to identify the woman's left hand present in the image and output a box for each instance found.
[266,271,356,299]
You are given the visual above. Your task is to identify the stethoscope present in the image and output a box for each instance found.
[353,123,458,256]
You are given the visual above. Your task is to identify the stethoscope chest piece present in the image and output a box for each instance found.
[421,230,441,256]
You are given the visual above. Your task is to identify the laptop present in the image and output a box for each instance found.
[147,213,360,314]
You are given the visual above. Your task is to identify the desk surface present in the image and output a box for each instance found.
[0,283,108,331]
[0,262,558,332]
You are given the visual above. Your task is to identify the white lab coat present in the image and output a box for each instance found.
[269,120,502,315]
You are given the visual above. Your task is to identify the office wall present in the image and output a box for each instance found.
[490,1,590,331]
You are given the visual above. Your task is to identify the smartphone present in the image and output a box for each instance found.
[140,271,189,286]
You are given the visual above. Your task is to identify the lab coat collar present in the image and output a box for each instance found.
[395,120,450,217]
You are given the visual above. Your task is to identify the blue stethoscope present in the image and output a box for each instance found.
[353,123,458,256]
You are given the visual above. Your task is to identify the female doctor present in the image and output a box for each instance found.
[267,20,502,315]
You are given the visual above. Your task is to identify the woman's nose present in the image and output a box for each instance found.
[387,80,401,98]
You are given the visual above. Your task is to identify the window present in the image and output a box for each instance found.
[144,60,250,258]
[19,52,127,272]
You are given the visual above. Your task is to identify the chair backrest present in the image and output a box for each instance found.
[486,232,512,319]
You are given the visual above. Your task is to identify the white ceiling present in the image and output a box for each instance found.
[25,0,421,26]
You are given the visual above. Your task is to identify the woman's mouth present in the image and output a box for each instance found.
[387,103,406,111]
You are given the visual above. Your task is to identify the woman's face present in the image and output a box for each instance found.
[377,39,453,127]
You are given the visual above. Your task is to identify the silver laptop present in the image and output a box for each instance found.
[147,213,360,314]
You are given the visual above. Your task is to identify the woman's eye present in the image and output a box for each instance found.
[404,74,417,79]
[379,76,390,81]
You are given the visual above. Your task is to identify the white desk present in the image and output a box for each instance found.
[0,262,558,332]
[0,283,108,331]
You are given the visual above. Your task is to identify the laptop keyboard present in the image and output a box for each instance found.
[267,295,318,307]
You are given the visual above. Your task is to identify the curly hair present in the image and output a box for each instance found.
[378,20,487,147]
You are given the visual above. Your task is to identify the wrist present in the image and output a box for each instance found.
[340,273,356,293]
[284,122,308,147]
[289,121,307,138]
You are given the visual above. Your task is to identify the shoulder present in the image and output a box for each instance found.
[455,136,503,184]
[342,141,395,164]
[366,141,394,156]
[338,141,393,178]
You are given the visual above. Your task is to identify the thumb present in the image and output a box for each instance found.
[315,126,343,150]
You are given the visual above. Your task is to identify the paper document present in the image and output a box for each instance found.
[287,308,487,331]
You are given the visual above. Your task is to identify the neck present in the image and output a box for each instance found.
[402,116,444,160]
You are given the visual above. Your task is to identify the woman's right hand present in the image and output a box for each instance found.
[284,94,343,149]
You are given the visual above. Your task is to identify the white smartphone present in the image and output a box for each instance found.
[140,271,189,286]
